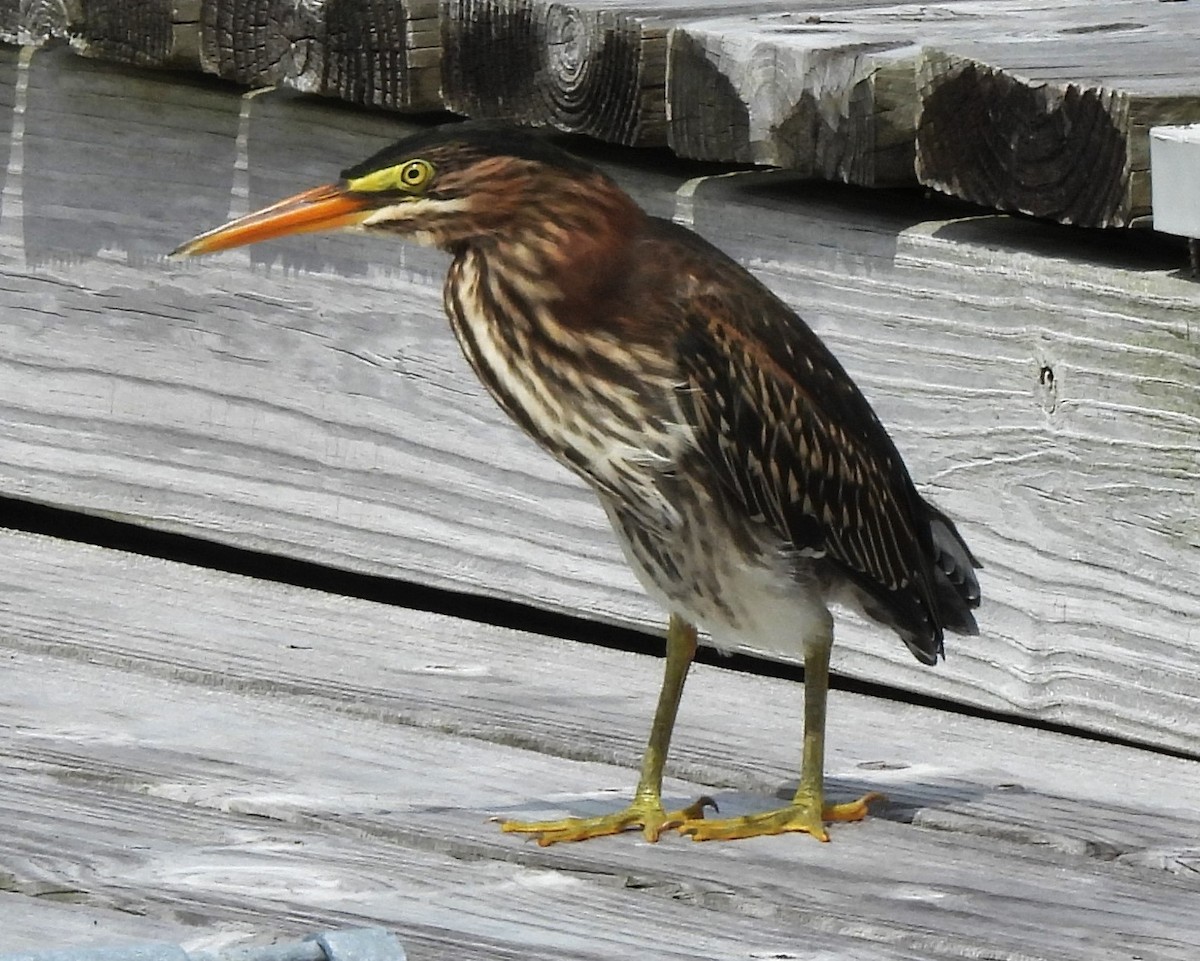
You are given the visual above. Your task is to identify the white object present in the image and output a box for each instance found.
[1150,124,1200,238]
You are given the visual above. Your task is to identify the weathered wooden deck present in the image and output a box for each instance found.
[1,25,1199,961]
[5,528,1200,960]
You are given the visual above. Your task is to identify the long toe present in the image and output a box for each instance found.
[499,795,715,846]
[824,791,886,823]
[500,811,647,846]
[679,792,883,843]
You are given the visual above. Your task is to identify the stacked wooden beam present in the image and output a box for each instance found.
[5,0,1199,227]
[669,0,1200,225]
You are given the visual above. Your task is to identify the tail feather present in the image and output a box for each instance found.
[925,502,981,637]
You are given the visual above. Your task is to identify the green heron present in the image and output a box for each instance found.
[174,122,981,845]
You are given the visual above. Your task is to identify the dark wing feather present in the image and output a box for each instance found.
[663,225,964,662]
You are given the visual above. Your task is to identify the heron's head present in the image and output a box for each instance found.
[173,122,637,258]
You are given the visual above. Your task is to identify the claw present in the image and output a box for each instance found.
[679,794,719,820]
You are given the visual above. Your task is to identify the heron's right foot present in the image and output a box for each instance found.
[498,794,716,846]
[679,791,884,842]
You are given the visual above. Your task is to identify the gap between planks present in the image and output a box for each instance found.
[5,493,1194,766]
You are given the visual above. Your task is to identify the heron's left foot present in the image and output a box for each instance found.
[679,791,884,842]
[499,795,716,846]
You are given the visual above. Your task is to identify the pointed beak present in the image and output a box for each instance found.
[171,183,376,257]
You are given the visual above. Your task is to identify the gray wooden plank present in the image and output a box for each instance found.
[4,525,1200,861]
[2,528,1199,960]
[3,804,854,961]
[1,45,1199,752]
[3,778,867,961]
[1,894,202,955]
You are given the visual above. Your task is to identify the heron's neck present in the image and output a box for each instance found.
[464,188,643,328]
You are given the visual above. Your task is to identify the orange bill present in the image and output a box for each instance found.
[171,184,375,257]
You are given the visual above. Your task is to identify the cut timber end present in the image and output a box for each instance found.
[439,0,667,146]
[1150,124,1200,240]
[199,0,442,111]
[912,3,1200,230]
[916,51,1134,228]
[665,14,924,186]
[320,0,442,111]
[6,0,199,68]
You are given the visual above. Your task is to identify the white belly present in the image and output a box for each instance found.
[603,500,835,658]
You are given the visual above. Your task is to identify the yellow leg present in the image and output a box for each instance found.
[500,614,715,845]
[680,623,883,842]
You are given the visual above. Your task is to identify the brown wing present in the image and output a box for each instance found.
[664,230,947,662]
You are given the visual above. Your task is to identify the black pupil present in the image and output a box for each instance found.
[406,166,421,182]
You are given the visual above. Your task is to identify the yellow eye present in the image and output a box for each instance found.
[397,159,433,189]
[347,159,435,194]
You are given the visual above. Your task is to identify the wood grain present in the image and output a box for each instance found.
[320,0,442,111]
[200,0,323,88]
[915,1,1200,227]
[1,47,1198,752]
[3,528,1199,958]
[3,0,199,66]
[437,0,887,147]
[667,0,1200,216]
[6,1,1200,230]
[199,0,442,110]
[667,2,928,182]
[439,0,673,145]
